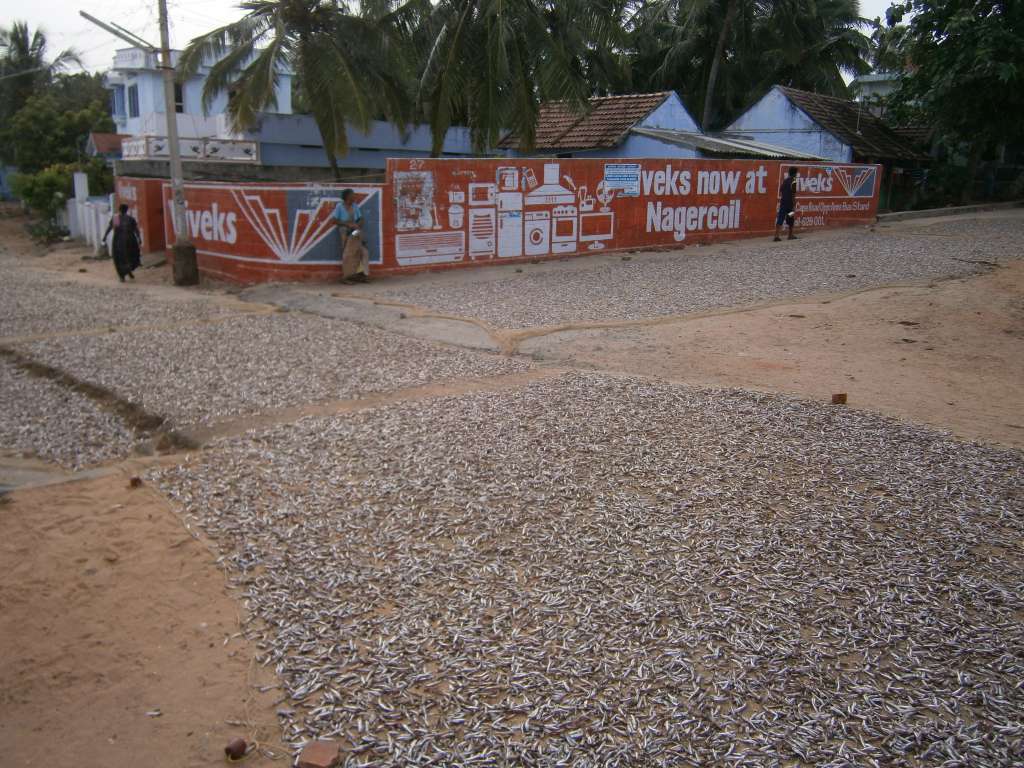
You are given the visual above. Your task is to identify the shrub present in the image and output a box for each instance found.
[10,165,71,221]
[9,158,113,222]
[26,218,69,243]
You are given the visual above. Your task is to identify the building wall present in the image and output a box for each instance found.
[726,88,853,163]
[851,74,899,101]
[385,158,879,274]
[158,180,387,283]
[114,177,166,253]
[639,93,702,132]
[105,46,474,168]
[509,92,702,159]
[106,47,293,139]
[586,134,701,160]
[122,156,880,284]
[250,115,476,169]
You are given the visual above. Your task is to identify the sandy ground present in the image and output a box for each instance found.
[522,260,1024,449]
[2,207,1022,764]
[0,467,284,768]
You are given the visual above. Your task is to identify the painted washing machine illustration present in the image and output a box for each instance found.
[524,210,551,256]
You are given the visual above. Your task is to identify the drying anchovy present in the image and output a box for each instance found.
[0,358,135,468]
[151,373,1024,767]
[377,217,1024,328]
[0,258,232,339]
[18,313,529,427]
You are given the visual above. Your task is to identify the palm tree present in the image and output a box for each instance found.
[414,0,620,155]
[541,0,636,96]
[636,0,756,130]
[636,0,869,129]
[753,0,870,96]
[0,21,81,123]
[178,0,417,180]
[867,15,906,73]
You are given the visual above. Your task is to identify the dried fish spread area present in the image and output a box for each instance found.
[0,264,232,339]
[20,314,530,427]
[153,374,1024,767]
[377,220,1024,328]
[0,358,135,468]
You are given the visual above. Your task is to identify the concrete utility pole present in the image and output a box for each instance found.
[79,7,198,285]
[156,0,199,284]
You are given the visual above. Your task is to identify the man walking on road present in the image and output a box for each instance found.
[774,167,798,242]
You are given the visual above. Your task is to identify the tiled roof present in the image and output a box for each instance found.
[892,124,934,149]
[777,86,922,161]
[499,92,672,151]
[88,132,130,155]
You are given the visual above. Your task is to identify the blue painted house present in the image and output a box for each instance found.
[229,114,474,170]
[105,46,475,175]
[499,91,823,160]
[105,48,255,141]
[724,86,920,164]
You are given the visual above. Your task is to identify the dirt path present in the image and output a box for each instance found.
[0,468,284,767]
[523,260,1024,448]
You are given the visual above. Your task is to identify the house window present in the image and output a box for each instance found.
[110,86,126,118]
[127,84,140,118]
[174,82,184,113]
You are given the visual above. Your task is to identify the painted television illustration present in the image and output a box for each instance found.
[393,162,618,267]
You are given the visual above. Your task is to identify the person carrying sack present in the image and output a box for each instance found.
[332,188,369,284]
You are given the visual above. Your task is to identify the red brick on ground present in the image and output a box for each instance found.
[297,740,342,768]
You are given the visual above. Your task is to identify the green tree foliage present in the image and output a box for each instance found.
[887,0,1024,151]
[755,0,870,97]
[0,21,81,125]
[179,0,417,180]
[413,0,632,153]
[46,72,112,113]
[10,159,112,221]
[634,0,869,129]
[1,91,114,173]
[10,165,72,220]
[162,0,878,164]
[867,16,906,72]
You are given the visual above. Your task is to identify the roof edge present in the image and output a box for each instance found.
[610,91,674,146]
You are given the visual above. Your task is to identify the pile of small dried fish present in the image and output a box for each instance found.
[377,216,1024,328]
[0,262,232,339]
[20,314,530,427]
[152,373,1024,766]
[0,358,135,468]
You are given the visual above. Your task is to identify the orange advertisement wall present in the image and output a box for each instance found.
[115,177,166,254]
[119,157,879,284]
[158,181,387,284]
[384,158,881,273]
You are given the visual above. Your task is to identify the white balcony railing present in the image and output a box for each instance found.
[122,136,259,163]
[112,48,181,71]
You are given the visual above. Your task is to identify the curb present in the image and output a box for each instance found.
[878,200,1024,223]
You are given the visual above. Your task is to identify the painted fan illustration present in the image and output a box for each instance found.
[833,167,874,197]
[231,191,338,262]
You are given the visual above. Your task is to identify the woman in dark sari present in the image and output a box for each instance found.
[102,204,142,282]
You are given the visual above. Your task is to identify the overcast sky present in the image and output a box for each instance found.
[25,0,896,74]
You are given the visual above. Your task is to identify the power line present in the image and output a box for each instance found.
[0,66,49,82]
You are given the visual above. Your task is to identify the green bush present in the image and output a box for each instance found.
[26,218,69,243]
[9,158,113,222]
[10,165,71,221]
